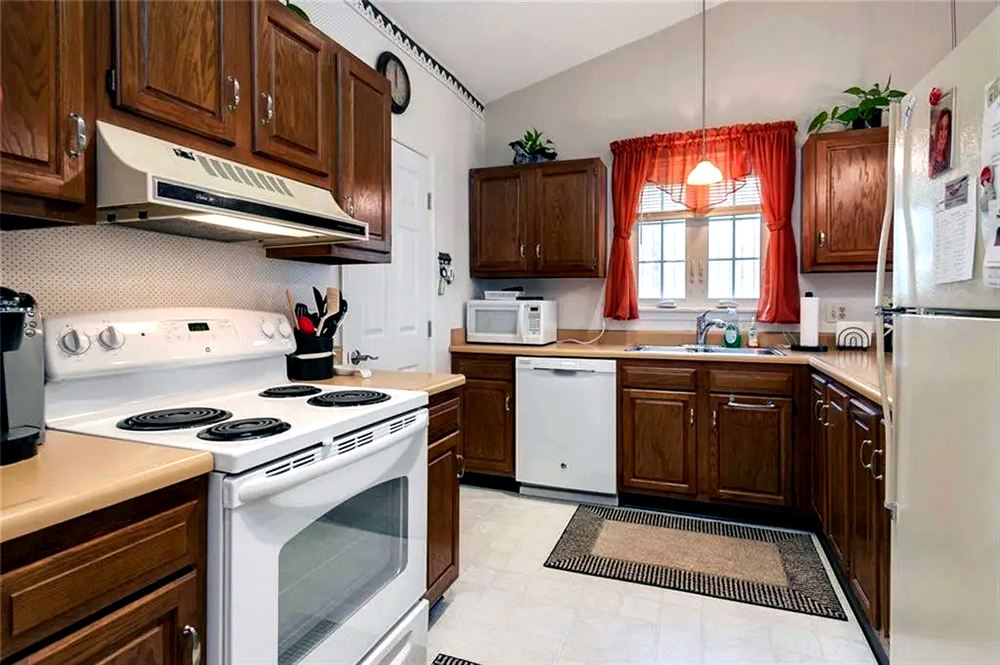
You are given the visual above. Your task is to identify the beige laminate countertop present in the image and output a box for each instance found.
[0,432,213,543]
[313,370,465,396]
[450,342,890,404]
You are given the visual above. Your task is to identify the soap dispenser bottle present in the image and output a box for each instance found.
[722,306,742,348]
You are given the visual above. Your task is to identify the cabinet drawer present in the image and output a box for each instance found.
[1,500,200,653]
[452,355,513,381]
[429,395,461,443]
[619,362,697,391]
[708,368,794,396]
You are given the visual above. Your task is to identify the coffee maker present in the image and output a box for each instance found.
[1,288,43,465]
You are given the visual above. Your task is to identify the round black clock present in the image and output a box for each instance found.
[376,52,411,114]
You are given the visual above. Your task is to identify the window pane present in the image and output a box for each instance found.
[734,259,760,299]
[708,260,734,300]
[663,262,685,300]
[735,215,761,259]
[708,217,733,260]
[663,222,685,261]
[638,262,662,299]
[638,223,661,261]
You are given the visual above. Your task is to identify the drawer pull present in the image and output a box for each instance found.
[870,448,884,480]
[184,625,202,665]
[456,454,466,479]
[860,438,873,469]
[504,394,511,412]
[728,396,774,409]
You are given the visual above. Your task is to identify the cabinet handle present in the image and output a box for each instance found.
[859,438,873,469]
[689,407,695,427]
[456,454,466,479]
[712,409,717,429]
[261,92,274,124]
[869,448,884,480]
[227,75,241,111]
[344,195,355,216]
[822,404,834,428]
[519,243,525,258]
[727,396,774,409]
[813,399,823,421]
[504,394,511,411]
[183,625,202,665]
[819,231,827,248]
[68,113,87,158]
[535,243,542,258]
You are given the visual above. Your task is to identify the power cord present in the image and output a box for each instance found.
[560,318,607,345]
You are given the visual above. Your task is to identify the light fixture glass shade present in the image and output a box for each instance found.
[686,159,723,185]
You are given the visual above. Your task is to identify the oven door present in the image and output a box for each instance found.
[218,409,427,665]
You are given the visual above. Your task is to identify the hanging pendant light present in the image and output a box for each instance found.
[687,0,722,186]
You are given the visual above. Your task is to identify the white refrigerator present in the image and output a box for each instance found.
[875,8,1000,664]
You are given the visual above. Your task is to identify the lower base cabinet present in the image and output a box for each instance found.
[451,355,514,477]
[426,387,463,604]
[619,388,697,496]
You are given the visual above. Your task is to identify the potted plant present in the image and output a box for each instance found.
[808,76,906,133]
[509,128,558,165]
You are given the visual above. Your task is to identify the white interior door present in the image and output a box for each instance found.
[342,142,433,371]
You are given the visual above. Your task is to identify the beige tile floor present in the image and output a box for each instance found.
[427,486,877,665]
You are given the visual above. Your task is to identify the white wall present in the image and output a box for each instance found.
[483,0,998,331]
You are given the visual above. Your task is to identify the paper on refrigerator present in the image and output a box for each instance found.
[933,173,977,285]
[982,77,1000,166]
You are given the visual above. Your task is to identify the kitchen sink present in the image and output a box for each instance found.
[624,344,786,357]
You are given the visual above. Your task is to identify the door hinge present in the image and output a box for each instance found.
[427,320,433,338]
[105,69,118,96]
[426,192,432,210]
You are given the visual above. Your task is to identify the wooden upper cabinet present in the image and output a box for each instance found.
[114,0,240,144]
[802,128,891,272]
[1,0,87,202]
[337,52,392,253]
[709,394,794,507]
[469,158,607,278]
[252,0,332,175]
[533,159,607,276]
[619,389,698,496]
[470,167,531,275]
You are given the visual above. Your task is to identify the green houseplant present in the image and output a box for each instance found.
[809,76,906,133]
[509,128,558,165]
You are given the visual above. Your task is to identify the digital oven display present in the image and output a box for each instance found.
[187,322,210,332]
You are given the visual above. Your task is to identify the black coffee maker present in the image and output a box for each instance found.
[1,288,43,465]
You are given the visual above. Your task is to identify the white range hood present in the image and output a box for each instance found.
[95,121,368,245]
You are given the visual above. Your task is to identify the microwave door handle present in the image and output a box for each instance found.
[236,411,428,504]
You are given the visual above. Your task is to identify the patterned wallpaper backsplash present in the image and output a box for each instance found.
[0,226,339,318]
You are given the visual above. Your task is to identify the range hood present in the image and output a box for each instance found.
[95,121,368,245]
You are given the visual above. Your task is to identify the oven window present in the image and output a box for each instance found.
[475,308,518,335]
[278,478,408,665]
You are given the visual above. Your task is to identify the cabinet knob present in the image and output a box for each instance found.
[818,231,827,248]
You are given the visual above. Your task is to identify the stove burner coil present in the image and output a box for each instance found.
[196,417,292,441]
[117,408,232,431]
[307,390,391,407]
[259,385,323,398]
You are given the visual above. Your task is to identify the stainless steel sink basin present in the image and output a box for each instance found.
[624,344,786,357]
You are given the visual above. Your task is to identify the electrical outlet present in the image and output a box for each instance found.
[825,303,848,322]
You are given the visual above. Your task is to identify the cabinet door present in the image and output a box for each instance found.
[337,53,392,253]
[114,0,239,144]
[802,128,889,271]
[462,379,514,475]
[824,383,852,570]
[1,0,87,202]
[16,572,201,665]
[532,160,605,277]
[470,168,530,275]
[426,430,461,604]
[619,389,698,496]
[810,374,829,524]
[253,0,333,175]
[710,394,794,506]
[849,399,884,631]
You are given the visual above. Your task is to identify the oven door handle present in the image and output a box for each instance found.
[236,411,428,504]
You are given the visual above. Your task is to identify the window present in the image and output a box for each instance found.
[636,175,763,305]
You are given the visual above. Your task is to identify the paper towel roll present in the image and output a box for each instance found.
[800,294,820,347]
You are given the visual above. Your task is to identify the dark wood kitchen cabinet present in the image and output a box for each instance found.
[801,128,891,272]
[113,0,241,144]
[619,389,698,496]
[824,382,852,569]
[809,373,829,524]
[451,355,514,476]
[709,394,794,507]
[1,0,90,208]
[469,158,607,278]
[426,387,463,604]
[252,0,334,174]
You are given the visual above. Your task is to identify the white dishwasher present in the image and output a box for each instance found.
[515,356,617,496]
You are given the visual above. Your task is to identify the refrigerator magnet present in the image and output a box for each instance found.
[929,87,956,179]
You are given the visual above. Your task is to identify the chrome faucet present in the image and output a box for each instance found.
[696,309,728,345]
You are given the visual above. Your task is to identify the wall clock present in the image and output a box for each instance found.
[376,52,411,114]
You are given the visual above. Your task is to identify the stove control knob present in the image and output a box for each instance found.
[260,319,276,338]
[60,329,91,356]
[277,318,292,338]
[98,325,125,350]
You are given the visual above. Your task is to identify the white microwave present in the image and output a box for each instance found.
[466,299,557,345]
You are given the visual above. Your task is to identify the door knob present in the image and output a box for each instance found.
[350,350,379,365]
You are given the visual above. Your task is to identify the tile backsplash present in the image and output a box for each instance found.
[0,226,338,318]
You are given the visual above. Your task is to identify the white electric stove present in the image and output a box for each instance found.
[44,308,430,665]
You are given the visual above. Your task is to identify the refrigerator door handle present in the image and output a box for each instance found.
[876,99,899,520]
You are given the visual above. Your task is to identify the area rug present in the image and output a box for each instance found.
[433,655,482,665]
[545,505,847,620]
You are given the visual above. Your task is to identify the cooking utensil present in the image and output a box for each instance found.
[294,303,308,325]
[312,287,325,317]
[298,316,315,335]
[319,316,338,338]
[285,289,298,329]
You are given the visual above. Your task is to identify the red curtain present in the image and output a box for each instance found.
[748,122,800,323]
[603,137,655,320]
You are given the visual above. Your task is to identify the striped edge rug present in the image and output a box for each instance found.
[545,504,847,621]
[432,655,481,665]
